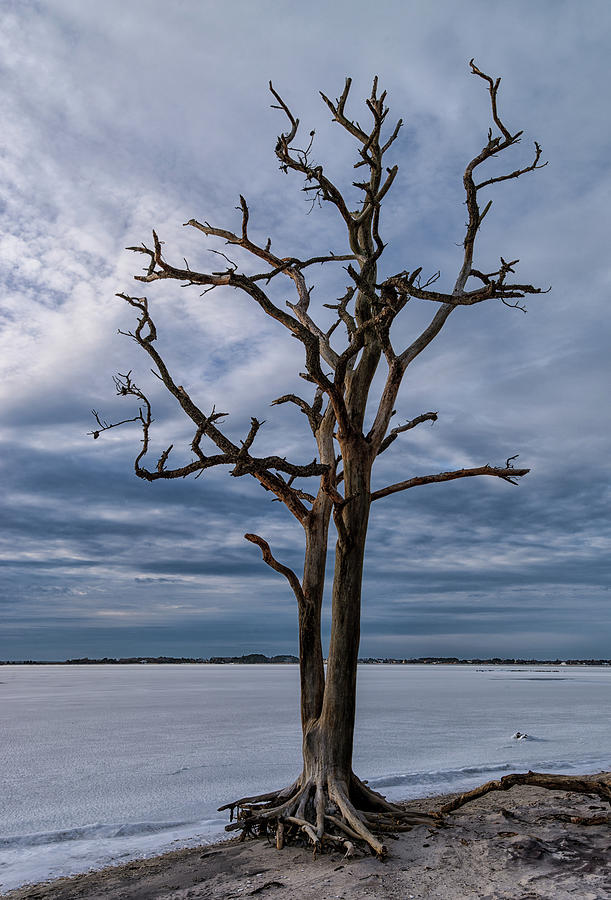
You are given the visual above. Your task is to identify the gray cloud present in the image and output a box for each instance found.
[1,0,610,659]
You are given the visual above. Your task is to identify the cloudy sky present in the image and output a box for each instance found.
[1,0,609,661]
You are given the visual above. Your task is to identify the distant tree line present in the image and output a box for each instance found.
[2,655,609,666]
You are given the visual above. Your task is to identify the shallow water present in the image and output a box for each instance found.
[1,663,609,891]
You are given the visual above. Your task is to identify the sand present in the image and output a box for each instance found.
[3,778,610,900]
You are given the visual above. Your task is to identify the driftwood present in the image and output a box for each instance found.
[440,771,611,815]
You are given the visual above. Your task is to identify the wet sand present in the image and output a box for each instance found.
[3,778,610,900]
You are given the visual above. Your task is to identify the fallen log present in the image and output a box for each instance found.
[440,771,611,815]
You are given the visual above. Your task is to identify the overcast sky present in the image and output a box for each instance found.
[1,0,609,661]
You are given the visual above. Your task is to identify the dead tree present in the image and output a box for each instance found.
[93,61,555,857]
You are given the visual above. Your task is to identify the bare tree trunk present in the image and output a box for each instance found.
[288,441,422,856]
[220,438,431,857]
[298,405,336,730]
[315,439,371,778]
[299,506,328,729]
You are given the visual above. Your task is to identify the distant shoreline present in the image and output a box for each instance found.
[2,654,610,666]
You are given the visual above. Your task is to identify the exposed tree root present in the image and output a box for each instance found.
[218,771,436,858]
[219,771,611,860]
[350,773,436,825]
[440,771,611,815]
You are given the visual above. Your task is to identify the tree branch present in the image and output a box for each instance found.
[469,58,513,141]
[244,533,305,606]
[126,237,352,428]
[319,78,368,144]
[367,61,547,454]
[383,269,544,307]
[270,82,358,245]
[452,59,546,293]
[271,393,323,435]
[96,294,331,522]
[376,411,438,455]
[185,217,355,279]
[475,140,547,190]
[370,461,530,502]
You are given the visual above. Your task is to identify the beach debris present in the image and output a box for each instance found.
[250,881,283,895]
[275,821,284,850]
[439,772,611,816]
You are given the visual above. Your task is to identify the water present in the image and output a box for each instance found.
[1,663,609,892]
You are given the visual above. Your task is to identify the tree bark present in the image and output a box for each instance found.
[299,508,328,729]
[298,405,336,731]
[315,436,372,778]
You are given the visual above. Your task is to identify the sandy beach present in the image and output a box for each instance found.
[3,776,609,900]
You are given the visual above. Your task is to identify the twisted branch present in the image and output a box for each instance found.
[94,294,329,522]
[244,533,305,606]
